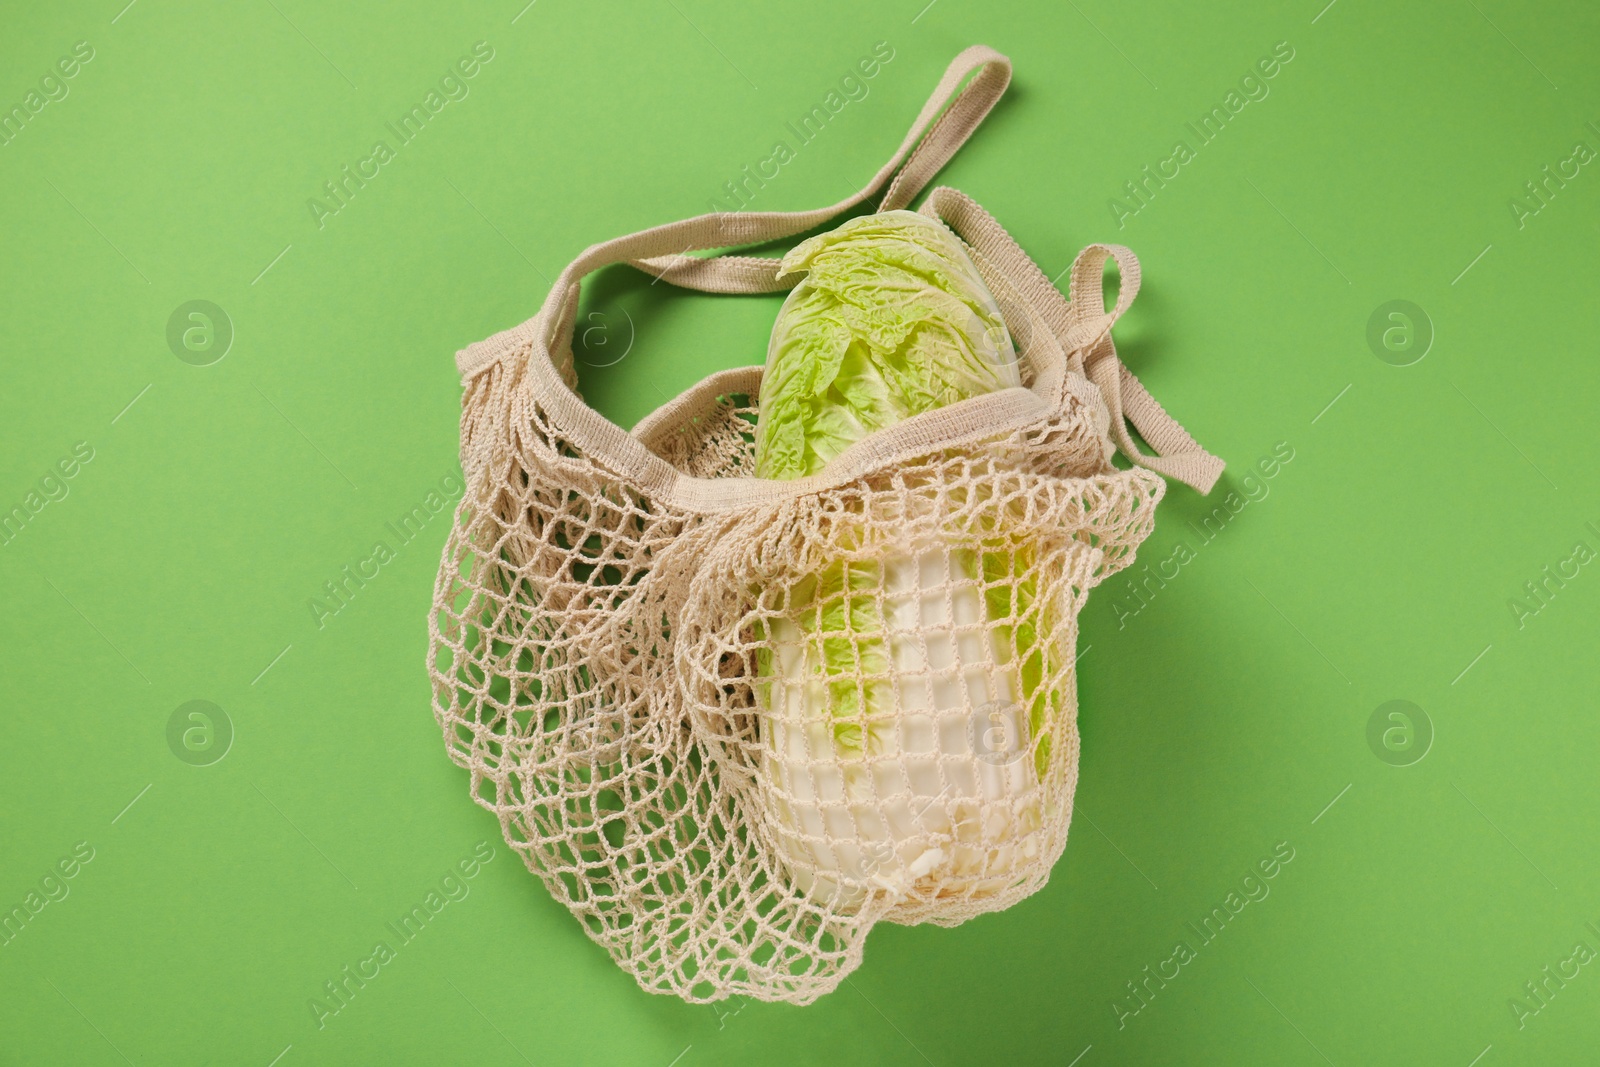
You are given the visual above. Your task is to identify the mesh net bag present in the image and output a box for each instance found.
[428,46,1223,1004]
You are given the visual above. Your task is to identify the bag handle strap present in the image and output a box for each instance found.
[918,186,1224,494]
[623,44,1012,294]
[1067,246,1225,494]
[457,43,1013,382]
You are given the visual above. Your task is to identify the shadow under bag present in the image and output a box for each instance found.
[429,44,1223,1004]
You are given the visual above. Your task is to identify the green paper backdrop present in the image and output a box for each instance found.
[2,1,1597,1064]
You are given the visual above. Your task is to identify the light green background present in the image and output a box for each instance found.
[3,1,1597,1064]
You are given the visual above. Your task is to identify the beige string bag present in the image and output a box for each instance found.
[430,45,1223,1004]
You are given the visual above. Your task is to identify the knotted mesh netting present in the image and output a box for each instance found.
[428,260,1164,1000]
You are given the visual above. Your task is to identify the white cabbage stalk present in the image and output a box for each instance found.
[752,211,1051,910]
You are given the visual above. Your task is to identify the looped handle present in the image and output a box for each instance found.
[915,187,1223,495]
[1066,245,1224,494]
[633,45,1011,292]
[878,52,1011,212]
[1061,243,1140,354]
[457,45,1012,380]
[627,45,1010,292]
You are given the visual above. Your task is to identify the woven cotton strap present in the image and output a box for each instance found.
[454,41,1011,364]
[455,43,1223,500]
[916,187,1225,494]
[622,44,1013,293]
